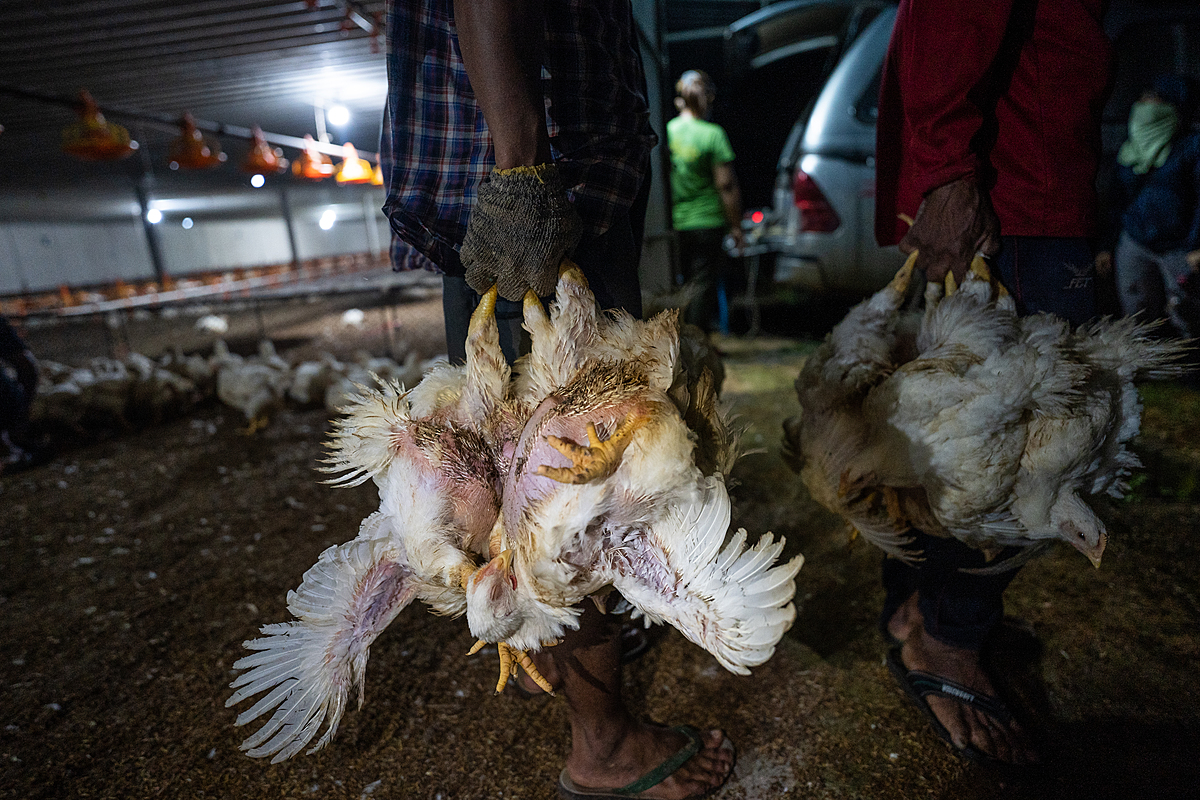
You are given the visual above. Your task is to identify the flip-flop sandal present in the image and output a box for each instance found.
[557,724,735,799]
[886,645,1027,766]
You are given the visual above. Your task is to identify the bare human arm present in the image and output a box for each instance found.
[453,0,581,300]
[714,162,745,253]
[452,0,550,170]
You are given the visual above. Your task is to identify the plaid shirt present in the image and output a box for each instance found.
[380,0,656,275]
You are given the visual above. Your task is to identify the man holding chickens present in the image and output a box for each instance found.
[874,0,1112,766]
[380,1,736,798]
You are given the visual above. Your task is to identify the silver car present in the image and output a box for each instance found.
[749,5,901,296]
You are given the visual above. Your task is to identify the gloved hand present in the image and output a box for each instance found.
[461,163,582,301]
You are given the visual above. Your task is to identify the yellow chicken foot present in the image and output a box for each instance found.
[559,258,588,285]
[468,285,499,336]
[968,254,1011,299]
[238,414,269,436]
[944,270,958,296]
[889,251,919,294]
[536,413,647,484]
[467,640,556,696]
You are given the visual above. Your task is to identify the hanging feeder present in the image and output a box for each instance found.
[62,90,138,161]
[335,142,373,184]
[292,134,336,180]
[241,126,288,174]
[371,159,384,186]
[169,113,226,170]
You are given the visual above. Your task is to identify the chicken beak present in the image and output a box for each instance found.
[495,548,517,590]
[1070,530,1107,568]
[471,548,518,593]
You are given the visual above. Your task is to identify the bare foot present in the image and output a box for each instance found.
[886,591,921,644]
[899,623,1039,765]
[564,722,734,800]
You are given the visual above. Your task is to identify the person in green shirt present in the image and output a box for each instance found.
[667,70,744,332]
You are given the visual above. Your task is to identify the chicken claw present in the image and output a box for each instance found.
[238,414,269,436]
[536,413,647,484]
[469,285,499,335]
[889,251,919,295]
[944,270,958,296]
[468,640,556,695]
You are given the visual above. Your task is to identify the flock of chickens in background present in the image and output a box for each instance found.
[214,254,1189,766]
[30,308,438,437]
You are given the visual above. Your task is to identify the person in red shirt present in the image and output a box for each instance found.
[874,0,1112,766]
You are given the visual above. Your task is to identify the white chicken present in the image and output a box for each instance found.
[784,253,1189,567]
[215,340,292,433]
[226,265,802,763]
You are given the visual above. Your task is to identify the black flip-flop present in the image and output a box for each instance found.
[557,724,735,800]
[886,645,1027,766]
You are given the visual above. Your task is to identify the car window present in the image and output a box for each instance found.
[854,66,882,125]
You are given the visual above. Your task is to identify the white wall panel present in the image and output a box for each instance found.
[0,222,153,292]
[157,219,292,275]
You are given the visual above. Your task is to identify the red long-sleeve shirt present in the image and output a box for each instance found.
[875,0,1112,246]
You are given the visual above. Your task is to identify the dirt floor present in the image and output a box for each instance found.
[2,291,1198,800]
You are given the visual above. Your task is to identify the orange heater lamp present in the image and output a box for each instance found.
[241,126,288,174]
[335,142,373,185]
[292,134,336,180]
[62,91,138,161]
[169,113,227,170]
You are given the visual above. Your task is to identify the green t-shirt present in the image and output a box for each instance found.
[667,116,736,231]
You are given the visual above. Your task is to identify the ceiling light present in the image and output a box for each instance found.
[250,174,265,188]
[326,105,350,126]
[182,217,194,229]
[319,209,336,230]
[146,209,162,224]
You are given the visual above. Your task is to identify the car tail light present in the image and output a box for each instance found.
[792,169,840,232]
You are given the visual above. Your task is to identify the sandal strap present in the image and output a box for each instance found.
[611,725,702,796]
[905,670,1013,725]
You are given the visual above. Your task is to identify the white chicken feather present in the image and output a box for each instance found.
[785,253,1189,566]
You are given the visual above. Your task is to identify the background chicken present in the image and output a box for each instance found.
[226,265,802,765]
[214,339,291,433]
[784,253,1190,567]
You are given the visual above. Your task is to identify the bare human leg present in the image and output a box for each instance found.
[538,602,734,799]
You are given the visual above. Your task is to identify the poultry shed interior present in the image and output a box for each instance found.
[2,1,1199,800]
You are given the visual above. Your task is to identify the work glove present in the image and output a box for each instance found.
[461,163,582,301]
